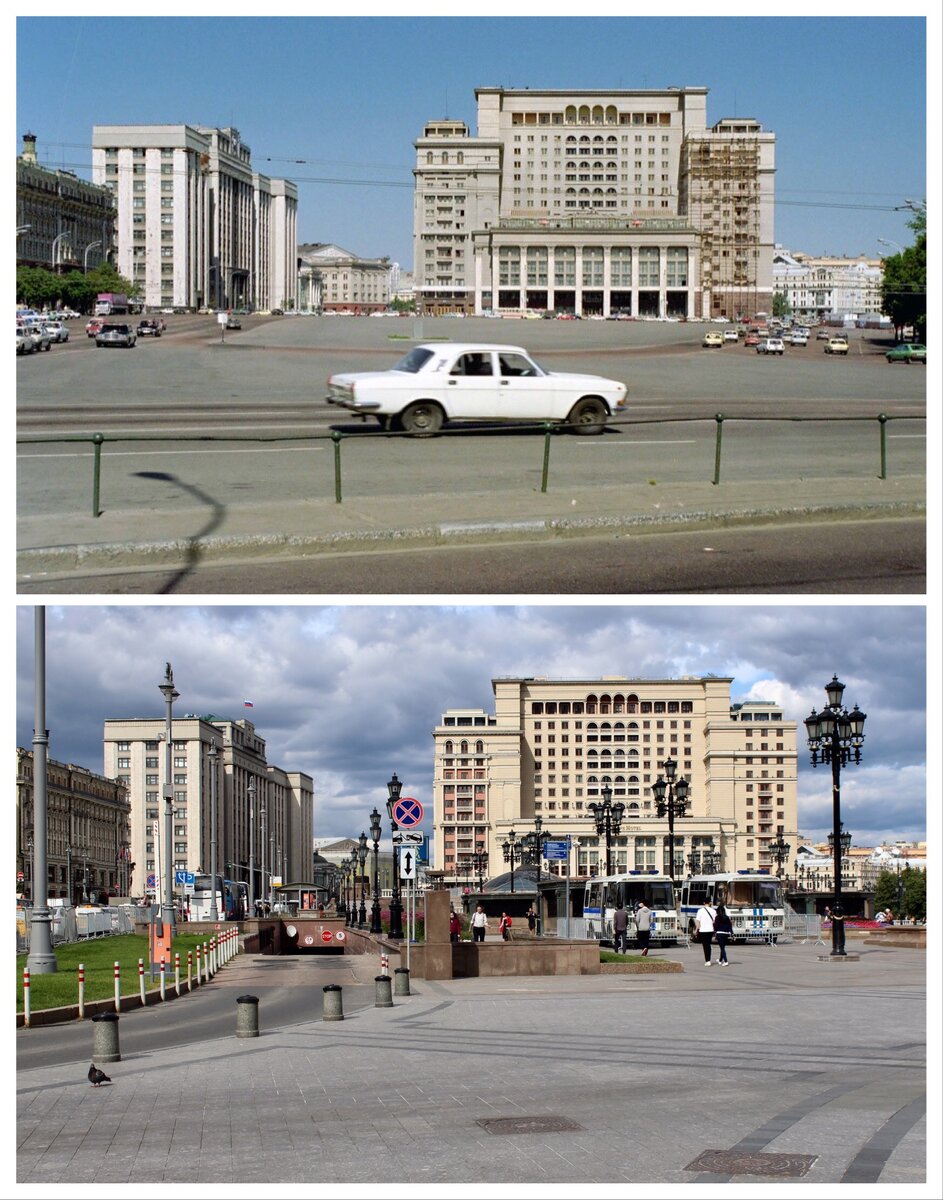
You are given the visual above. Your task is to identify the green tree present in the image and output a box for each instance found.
[872,869,903,913]
[902,867,926,922]
[772,289,792,318]
[880,215,926,342]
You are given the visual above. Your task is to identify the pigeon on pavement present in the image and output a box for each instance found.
[88,1063,111,1086]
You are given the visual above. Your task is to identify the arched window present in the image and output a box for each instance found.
[457,151,464,164]
[460,740,468,753]
[475,740,484,753]
[442,151,449,164]
[444,740,453,753]
[426,152,433,164]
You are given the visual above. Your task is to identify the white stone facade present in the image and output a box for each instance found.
[92,124,297,312]
[297,242,391,312]
[773,247,885,322]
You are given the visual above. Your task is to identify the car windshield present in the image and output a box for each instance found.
[393,347,436,373]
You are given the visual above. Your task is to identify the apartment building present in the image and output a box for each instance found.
[297,242,391,313]
[414,88,775,318]
[773,247,885,322]
[17,131,115,272]
[91,124,297,312]
[432,676,798,884]
[103,715,312,901]
[16,748,131,904]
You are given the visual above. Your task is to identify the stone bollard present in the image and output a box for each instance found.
[236,994,260,1038]
[92,1011,121,1062]
[322,984,344,1021]
[374,974,393,1008]
[394,967,411,997]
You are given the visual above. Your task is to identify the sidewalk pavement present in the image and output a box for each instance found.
[16,941,929,1189]
[17,473,924,575]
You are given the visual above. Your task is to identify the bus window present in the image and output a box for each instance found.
[687,882,709,906]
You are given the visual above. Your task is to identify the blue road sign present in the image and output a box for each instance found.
[174,870,195,885]
[543,841,569,859]
[393,796,423,828]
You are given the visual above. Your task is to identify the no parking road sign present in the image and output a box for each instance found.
[392,796,423,828]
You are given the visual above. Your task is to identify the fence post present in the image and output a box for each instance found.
[138,958,145,1004]
[91,433,104,517]
[878,413,888,480]
[114,961,121,1013]
[332,431,343,503]
[540,423,554,494]
[78,963,85,1019]
[712,413,725,485]
[23,967,30,1027]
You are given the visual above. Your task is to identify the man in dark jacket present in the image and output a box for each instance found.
[613,903,630,953]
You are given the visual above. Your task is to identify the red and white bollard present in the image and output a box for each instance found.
[380,952,389,977]
[138,958,145,1004]
[114,961,121,1012]
[174,951,181,996]
[194,945,201,987]
[78,963,85,1019]
[187,949,193,989]
[203,941,209,983]
[159,957,166,1001]
[210,936,216,974]
[23,967,31,1027]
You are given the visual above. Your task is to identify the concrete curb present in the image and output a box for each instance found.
[600,960,684,973]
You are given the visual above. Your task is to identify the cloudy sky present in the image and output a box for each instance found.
[16,603,927,849]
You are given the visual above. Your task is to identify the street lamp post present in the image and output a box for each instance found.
[357,832,368,928]
[805,674,866,957]
[502,829,521,893]
[208,742,219,921]
[158,664,179,932]
[472,850,489,894]
[522,815,550,935]
[385,773,405,940]
[588,787,627,877]
[83,240,102,272]
[50,231,70,273]
[652,757,690,881]
[247,779,256,913]
[827,825,852,892]
[768,833,791,878]
[260,792,267,914]
[27,606,56,973]
[369,807,383,934]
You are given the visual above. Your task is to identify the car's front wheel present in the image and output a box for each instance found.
[567,396,608,434]
[399,401,444,436]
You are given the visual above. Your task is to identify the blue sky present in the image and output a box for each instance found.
[15,604,928,850]
[15,13,932,269]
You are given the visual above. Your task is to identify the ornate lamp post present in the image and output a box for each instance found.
[502,829,522,893]
[701,840,720,875]
[472,850,489,894]
[385,773,405,940]
[686,849,702,875]
[827,825,852,890]
[208,742,219,921]
[652,758,690,881]
[768,833,791,878]
[805,675,866,957]
[369,807,383,935]
[158,663,180,931]
[587,786,626,877]
[357,832,368,928]
[521,814,550,935]
[247,778,256,913]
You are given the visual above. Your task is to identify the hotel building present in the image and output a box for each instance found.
[433,676,798,884]
[91,124,297,312]
[414,88,775,319]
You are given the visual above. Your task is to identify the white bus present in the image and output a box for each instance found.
[583,871,681,946]
[679,872,786,942]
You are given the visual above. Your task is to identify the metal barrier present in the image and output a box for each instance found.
[16,904,134,952]
[17,411,923,517]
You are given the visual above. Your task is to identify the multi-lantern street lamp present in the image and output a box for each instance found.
[520,814,550,936]
[588,787,625,877]
[369,806,383,935]
[767,832,791,878]
[471,850,489,894]
[653,757,690,880]
[805,674,866,957]
[357,831,368,928]
[502,829,522,892]
[385,773,405,940]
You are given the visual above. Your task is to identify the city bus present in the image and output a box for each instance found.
[679,871,786,942]
[583,870,681,946]
[189,875,248,921]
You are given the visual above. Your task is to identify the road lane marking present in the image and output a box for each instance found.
[576,439,700,446]
[17,446,324,459]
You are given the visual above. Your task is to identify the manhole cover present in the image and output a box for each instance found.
[686,1150,817,1177]
[476,1116,584,1136]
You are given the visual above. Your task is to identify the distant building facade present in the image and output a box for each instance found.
[432,676,798,886]
[91,124,297,312]
[413,89,775,318]
[16,132,115,272]
[103,716,312,902]
[297,243,391,313]
[773,248,885,322]
[16,748,131,904]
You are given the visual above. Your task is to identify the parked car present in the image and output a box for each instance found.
[25,324,52,352]
[95,322,137,348]
[225,316,242,330]
[326,342,628,435]
[86,317,104,337]
[824,336,849,355]
[137,318,162,337]
[885,343,926,364]
[16,326,33,355]
[702,331,724,348]
[43,320,69,343]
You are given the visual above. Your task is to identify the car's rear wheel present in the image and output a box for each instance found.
[568,396,608,434]
[399,401,444,436]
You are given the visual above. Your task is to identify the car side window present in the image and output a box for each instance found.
[451,353,493,377]
[498,353,535,377]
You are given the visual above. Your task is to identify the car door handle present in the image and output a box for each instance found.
[448,379,457,384]
[500,379,509,385]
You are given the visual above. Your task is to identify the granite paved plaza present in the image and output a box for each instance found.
[16,940,930,1191]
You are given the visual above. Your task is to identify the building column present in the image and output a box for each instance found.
[546,246,555,313]
[602,246,612,317]
[659,244,668,319]
[631,243,640,318]
[474,248,484,315]
[575,247,583,317]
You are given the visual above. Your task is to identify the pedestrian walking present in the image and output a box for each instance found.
[471,904,488,943]
[693,898,717,964]
[635,900,652,955]
[526,906,538,934]
[612,903,630,953]
[713,903,733,965]
[498,912,513,942]
[449,907,462,943]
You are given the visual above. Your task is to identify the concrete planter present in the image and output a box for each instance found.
[600,960,684,974]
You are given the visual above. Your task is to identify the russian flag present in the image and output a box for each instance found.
[244,700,254,709]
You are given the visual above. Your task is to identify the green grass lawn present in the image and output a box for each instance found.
[16,932,227,1014]
[599,950,662,964]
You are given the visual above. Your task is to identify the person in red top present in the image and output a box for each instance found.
[499,912,512,941]
[449,908,462,943]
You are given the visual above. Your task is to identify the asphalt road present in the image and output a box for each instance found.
[16,953,375,1073]
[17,516,926,594]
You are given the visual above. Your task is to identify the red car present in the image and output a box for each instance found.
[744,332,761,346]
[86,317,104,337]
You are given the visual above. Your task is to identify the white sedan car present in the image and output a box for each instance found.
[325,343,628,434]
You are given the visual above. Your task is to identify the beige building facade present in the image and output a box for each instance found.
[433,676,798,884]
[414,89,774,318]
[103,716,312,901]
[297,242,391,313]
